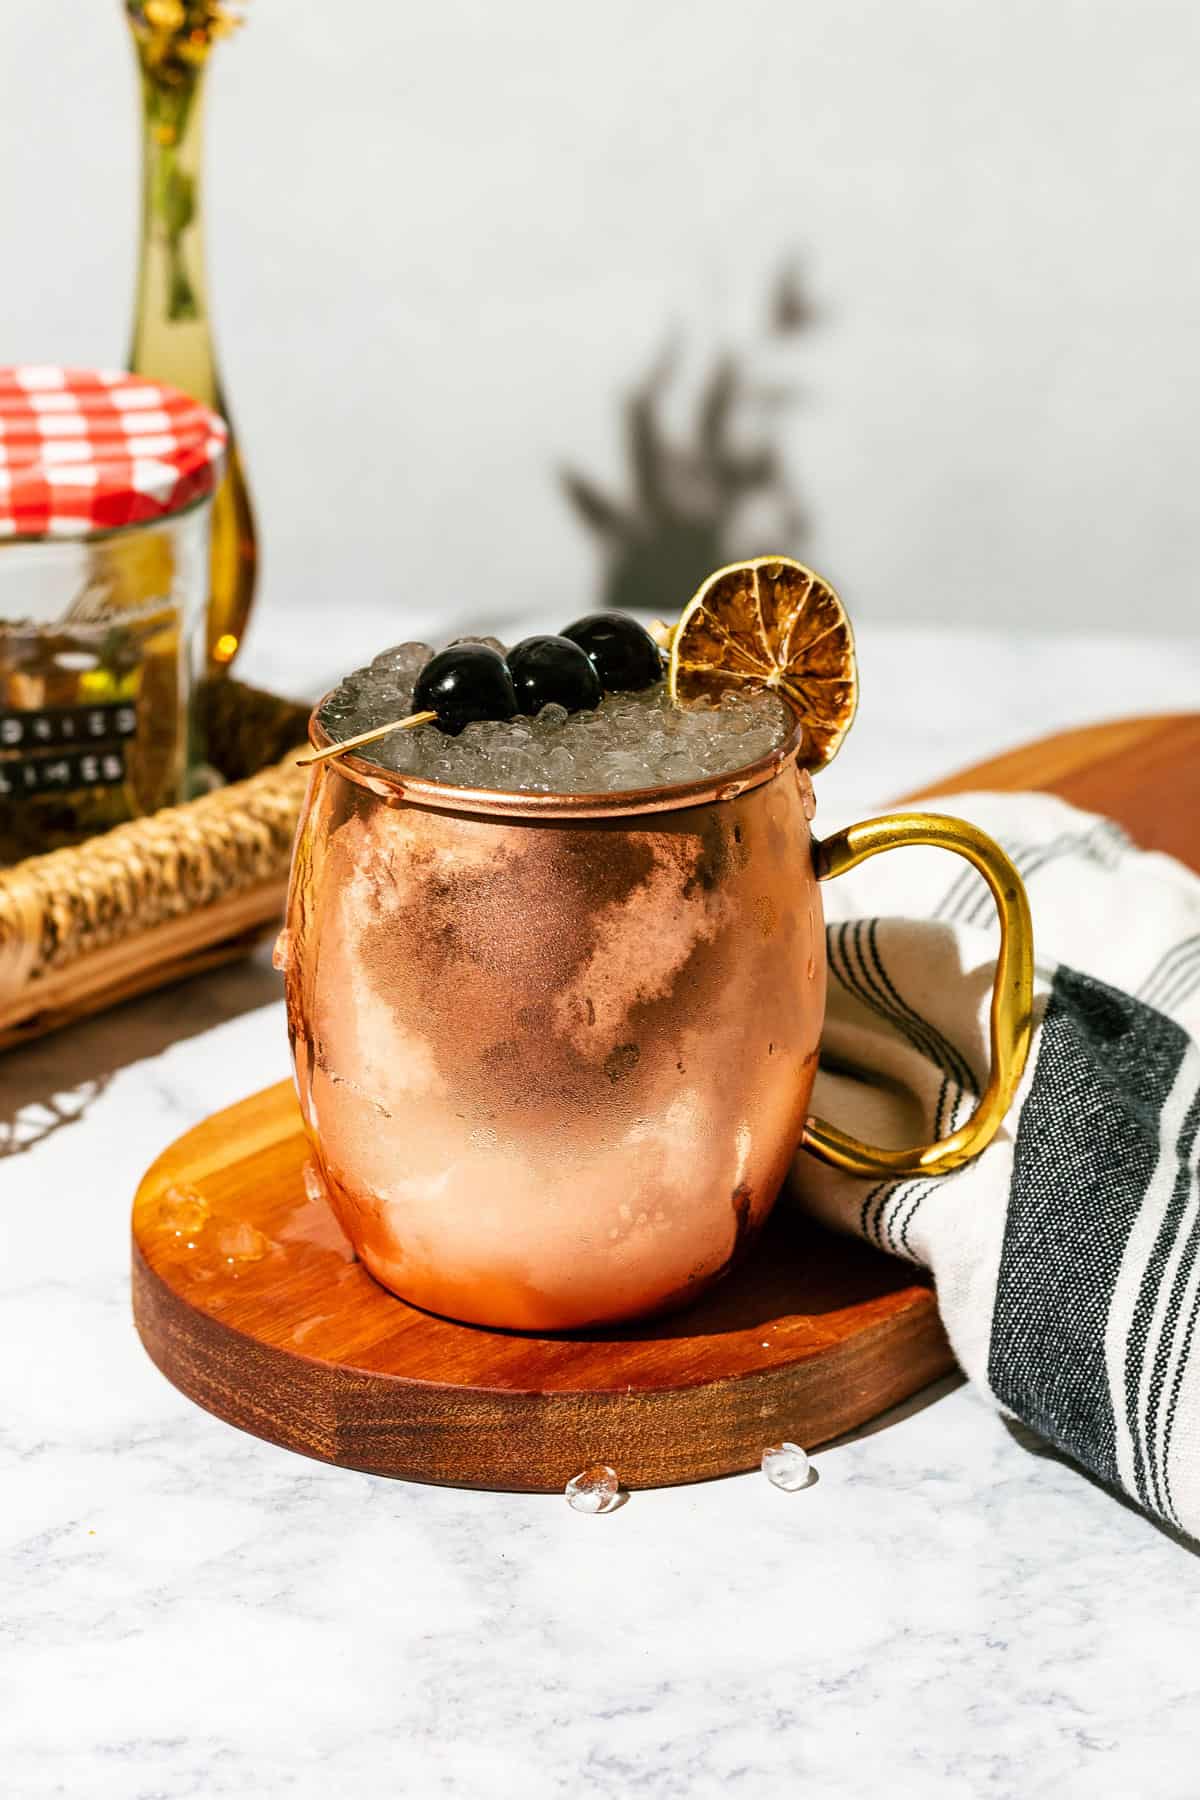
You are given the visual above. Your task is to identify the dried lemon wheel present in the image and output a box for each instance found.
[667,555,858,770]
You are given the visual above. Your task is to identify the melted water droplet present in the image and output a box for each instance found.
[272,929,292,974]
[217,1222,270,1265]
[290,1312,335,1346]
[278,1162,356,1262]
[157,1184,209,1237]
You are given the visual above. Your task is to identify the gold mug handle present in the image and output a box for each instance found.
[802,812,1035,1179]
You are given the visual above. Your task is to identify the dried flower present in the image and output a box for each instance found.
[124,1,244,85]
[122,2,247,320]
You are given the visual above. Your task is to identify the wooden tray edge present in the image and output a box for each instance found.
[131,1226,952,1491]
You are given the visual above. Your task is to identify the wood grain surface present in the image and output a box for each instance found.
[912,712,1200,868]
[131,713,1200,1490]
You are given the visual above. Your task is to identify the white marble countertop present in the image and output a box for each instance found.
[4,616,1200,1799]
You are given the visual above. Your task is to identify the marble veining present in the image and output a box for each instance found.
[3,617,1200,1798]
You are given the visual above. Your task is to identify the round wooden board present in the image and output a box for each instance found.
[132,714,1200,1490]
[132,1080,949,1491]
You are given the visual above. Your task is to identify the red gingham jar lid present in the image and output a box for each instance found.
[0,365,227,540]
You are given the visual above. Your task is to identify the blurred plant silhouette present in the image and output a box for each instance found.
[562,263,812,616]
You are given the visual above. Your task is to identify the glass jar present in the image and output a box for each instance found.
[0,366,226,864]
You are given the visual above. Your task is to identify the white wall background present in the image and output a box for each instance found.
[3,0,1198,658]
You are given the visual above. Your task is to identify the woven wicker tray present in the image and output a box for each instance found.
[0,680,312,1050]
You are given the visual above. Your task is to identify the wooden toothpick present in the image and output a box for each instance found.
[296,710,439,768]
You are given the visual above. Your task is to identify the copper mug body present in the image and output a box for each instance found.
[283,718,1033,1331]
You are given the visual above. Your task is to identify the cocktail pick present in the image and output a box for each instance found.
[299,644,519,767]
[296,711,438,767]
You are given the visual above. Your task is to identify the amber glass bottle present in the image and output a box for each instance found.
[125,2,257,675]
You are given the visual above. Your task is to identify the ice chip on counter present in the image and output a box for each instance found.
[761,1442,812,1491]
[564,1464,622,1514]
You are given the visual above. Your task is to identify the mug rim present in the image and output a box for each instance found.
[306,693,809,820]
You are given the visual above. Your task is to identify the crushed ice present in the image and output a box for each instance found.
[316,641,793,795]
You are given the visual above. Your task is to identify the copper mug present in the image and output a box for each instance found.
[283,709,1033,1330]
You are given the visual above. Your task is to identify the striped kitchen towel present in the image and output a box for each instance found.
[792,789,1200,1539]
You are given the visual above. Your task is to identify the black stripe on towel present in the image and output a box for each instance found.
[1149,1088,1200,1516]
[1139,935,1200,1010]
[1123,1080,1200,1511]
[864,920,976,1134]
[988,965,1189,1489]
[962,820,1129,927]
[1162,1146,1200,1524]
[827,920,975,1139]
